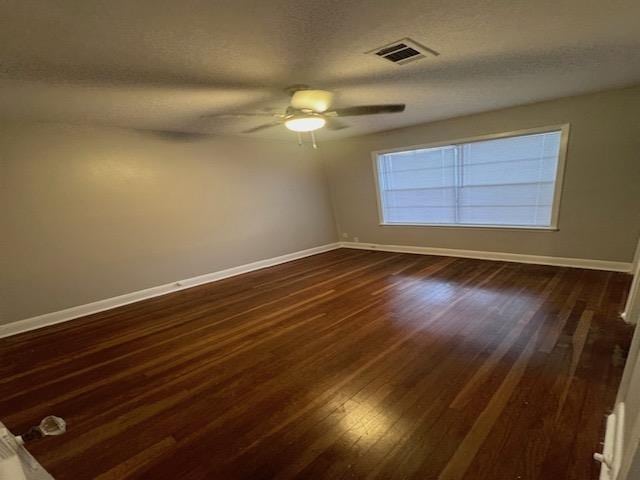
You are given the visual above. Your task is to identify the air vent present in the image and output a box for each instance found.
[367,38,438,65]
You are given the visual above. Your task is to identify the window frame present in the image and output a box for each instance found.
[372,124,570,231]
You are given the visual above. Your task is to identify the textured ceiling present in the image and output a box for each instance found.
[0,0,639,140]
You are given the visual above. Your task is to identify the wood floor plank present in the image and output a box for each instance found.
[0,249,632,480]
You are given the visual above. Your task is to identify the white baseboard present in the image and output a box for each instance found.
[0,243,341,339]
[340,242,632,273]
[2,241,630,339]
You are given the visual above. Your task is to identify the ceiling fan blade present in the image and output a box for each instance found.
[324,117,349,131]
[328,104,406,117]
[290,89,334,112]
[134,129,215,141]
[201,112,279,119]
[242,122,282,133]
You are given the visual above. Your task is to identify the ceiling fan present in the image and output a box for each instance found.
[209,85,405,136]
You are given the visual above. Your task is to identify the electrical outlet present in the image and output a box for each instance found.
[353,237,360,243]
[342,232,349,238]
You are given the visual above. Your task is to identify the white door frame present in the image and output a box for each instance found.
[622,238,640,325]
[599,236,640,480]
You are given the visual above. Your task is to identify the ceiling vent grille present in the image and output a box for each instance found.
[367,38,438,65]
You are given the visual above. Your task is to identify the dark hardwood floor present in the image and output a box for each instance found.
[0,248,633,479]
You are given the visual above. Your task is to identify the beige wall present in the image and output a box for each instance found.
[0,123,337,324]
[2,86,639,326]
[321,86,640,263]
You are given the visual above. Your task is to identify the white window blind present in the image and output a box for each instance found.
[376,129,564,228]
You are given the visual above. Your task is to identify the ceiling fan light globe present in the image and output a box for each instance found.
[284,116,326,132]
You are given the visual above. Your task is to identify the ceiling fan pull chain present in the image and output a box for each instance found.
[311,131,318,149]
[297,132,303,147]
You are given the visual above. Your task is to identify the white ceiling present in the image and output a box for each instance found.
[0,0,639,140]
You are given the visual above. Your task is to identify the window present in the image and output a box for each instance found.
[374,126,568,229]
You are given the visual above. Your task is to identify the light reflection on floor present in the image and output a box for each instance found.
[328,396,404,451]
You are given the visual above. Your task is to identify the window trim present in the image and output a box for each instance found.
[371,124,570,231]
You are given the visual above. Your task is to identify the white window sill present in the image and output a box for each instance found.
[379,222,559,232]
